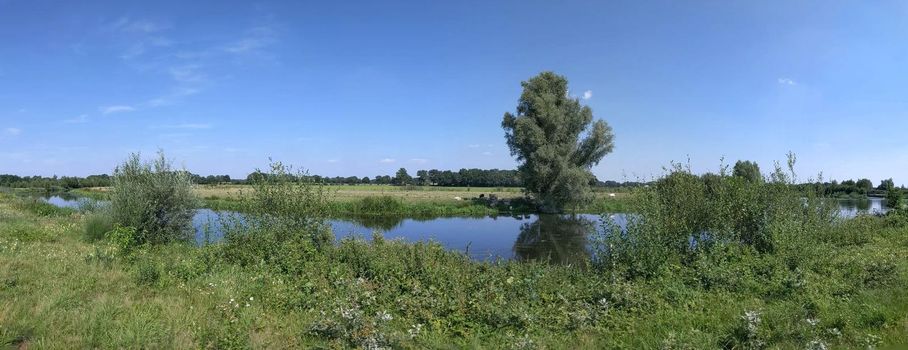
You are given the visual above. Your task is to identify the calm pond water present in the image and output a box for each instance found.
[36,194,888,262]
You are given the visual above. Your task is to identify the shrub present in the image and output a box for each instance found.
[597,155,838,279]
[885,187,903,209]
[356,196,405,214]
[110,152,198,245]
[134,260,161,286]
[106,225,140,254]
[83,210,114,242]
[219,161,333,273]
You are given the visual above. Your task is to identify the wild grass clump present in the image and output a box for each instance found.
[110,152,198,245]
[355,196,405,214]
[83,211,114,242]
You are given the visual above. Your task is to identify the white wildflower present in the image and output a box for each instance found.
[408,323,423,338]
[807,339,828,350]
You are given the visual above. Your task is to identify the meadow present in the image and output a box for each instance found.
[2,159,907,349]
[76,184,633,216]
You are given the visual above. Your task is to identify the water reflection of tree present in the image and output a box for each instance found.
[840,198,871,211]
[513,214,596,265]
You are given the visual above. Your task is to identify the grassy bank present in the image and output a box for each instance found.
[75,184,633,216]
[2,190,907,348]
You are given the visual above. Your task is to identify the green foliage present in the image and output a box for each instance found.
[885,186,903,209]
[3,160,908,348]
[133,260,161,286]
[502,71,615,212]
[106,225,140,254]
[353,196,405,214]
[13,198,74,217]
[599,155,838,279]
[732,160,762,183]
[110,152,198,245]
[219,161,334,273]
[392,168,412,186]
[83,211,114,242]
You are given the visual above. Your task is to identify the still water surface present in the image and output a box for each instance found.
[39,194,888,262]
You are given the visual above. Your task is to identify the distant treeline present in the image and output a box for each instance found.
[0,174,112,190]
[14,169,898,193]
[5,168,652,189]
[245,168,525,187]
[797,178,904,198]
[246,168,647,188]
[0,173,233,189]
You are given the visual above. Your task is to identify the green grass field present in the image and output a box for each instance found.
[76,184,633,216]
[2,192,907,348]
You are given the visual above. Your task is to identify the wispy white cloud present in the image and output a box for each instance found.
[467,144,480,148]
[481,151,492,156]
[146,87,201,107]
[379,158,396,163]
[409,158,428,164]
[4,127,22,136]
[777,78,797,86]
[225,25,278,54]
[109,17,172,60]
[169,65,206,83]
[327,159,340,163]
[100,105,136,114]
[110,17,168,33]
[582,90,593,100]
[63,114,89,124]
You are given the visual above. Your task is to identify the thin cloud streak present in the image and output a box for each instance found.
[777,78,797,85]
[100,105,136,114]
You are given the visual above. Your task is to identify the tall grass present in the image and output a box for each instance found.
[83,210,114,242]
[109,152,198,245]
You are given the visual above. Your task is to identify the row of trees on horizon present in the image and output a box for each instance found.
[1,161,903,194]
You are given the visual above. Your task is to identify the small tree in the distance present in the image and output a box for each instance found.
[732,160,762,183]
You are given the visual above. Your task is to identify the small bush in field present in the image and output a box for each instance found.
[83,210,114,242]
[134,260,160,285]
[110,152,198,245]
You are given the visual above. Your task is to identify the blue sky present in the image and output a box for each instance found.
[1,1,907,185]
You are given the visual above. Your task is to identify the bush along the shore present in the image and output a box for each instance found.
[109,152,198,246]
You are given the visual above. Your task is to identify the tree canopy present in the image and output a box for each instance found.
[732,160,762,183]
[392,168,412,186]
[502,71,614,212]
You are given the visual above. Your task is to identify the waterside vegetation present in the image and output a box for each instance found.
[2,150,907,348]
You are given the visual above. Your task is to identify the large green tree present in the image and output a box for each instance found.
[855,178,873,195]
[392,168,412,186]
[732,160,762,183]
[502,71,614,212]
